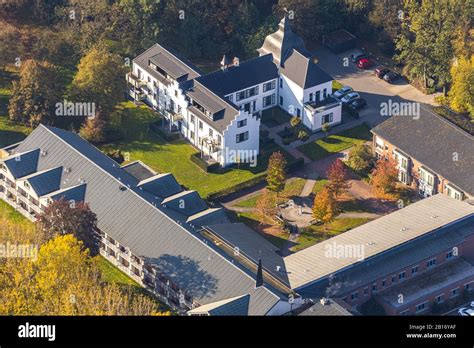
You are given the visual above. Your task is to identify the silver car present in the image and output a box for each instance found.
[341,92,360,104]
[333,86,353,99]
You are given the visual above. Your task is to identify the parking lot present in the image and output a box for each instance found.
[312,44,438,127]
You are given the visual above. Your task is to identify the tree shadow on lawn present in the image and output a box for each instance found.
[0,129,28,147]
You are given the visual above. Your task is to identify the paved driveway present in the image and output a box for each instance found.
[312,45,438,127]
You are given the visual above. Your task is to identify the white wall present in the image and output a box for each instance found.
[221,111,260,167]
[279,75,304,117]
[226,78,278,113]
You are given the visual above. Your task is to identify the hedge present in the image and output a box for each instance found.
[207,173,267,200]
[149,121,180,141]
[190,153,221,173]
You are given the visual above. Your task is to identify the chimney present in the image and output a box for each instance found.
[255,258,263,288]
[220,53,232,71]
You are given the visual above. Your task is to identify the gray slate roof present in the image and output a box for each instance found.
[161,190,208,217]
[25,166,63,196]
[299,298,352,316]
[3,149,40,179]
[187,294,250,316]
[133,43,202,84]
[280,49,333,89]
[8,125,283,315]
[371,106,474,196]
[195,54,279,96]
[122,161,156,182]
[47,183,87,203]
[137,173,183,198]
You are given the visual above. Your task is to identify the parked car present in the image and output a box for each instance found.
[341,92,360,104]
[384,71,402,83]
[375,66,390,79]
[348,98,367,110]
[350,50,367,62]
[333,86,353,98]
[357,58,373,69]
[458,307,474,316]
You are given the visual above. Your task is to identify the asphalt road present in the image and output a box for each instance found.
[311,45,438,127]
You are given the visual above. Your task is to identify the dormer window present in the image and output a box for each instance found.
[24,181,30,189]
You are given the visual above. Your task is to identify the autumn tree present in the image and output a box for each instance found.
[255,189,277,224]
[36,199,100,256]
[266,151,287,195]
[347,143,373,173]
[326,159,351,199]
[69,45,126,121]
[312,186,338,224]
[449,56,474,118]
[79,117,106,144]
[0,24,22,71]
[8,60,64,127]
[370,157,399,197]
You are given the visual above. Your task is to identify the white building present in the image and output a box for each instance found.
[127,16,341,167]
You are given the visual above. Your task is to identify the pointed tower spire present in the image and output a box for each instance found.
[255,258,263,288]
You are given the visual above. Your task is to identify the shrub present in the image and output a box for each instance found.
[106,149,125,164]
[190,153,221,173]
[298,130,309,141]
[290,116,301,127]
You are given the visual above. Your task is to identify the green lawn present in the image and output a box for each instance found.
[96,257,140,286]
[235,177,306,208]
[0,70,31,147]
[297,123,372,161]
[0,199,30,226]
[291,217,371,252]
[312,179,329,194]
[261,107,292,128]
[105,102,294,199]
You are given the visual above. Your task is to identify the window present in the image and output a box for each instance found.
[391,275,396,283]
[465,282,473,291]
[237,119,247,128]
[426,258,436,268]
[296,108,301,117]
[315,90,320,101]
[363,287,368,296]
[147,76,151,83]
[415,302,427,313]
[228,94,233,102]
[24,181,30,189]
[382,279,386,287]
[446,251,454,260]
[236,131,249,143]
[198,121,203,130]
[190,115,195,124]
[309,93,314,102]
[372,283,377,292]
[209,128,213,137]
[279,78,283,88]
[351,292,358,300]
[323,88,327,98]
[411,265,418,275]
[263,80,276,92]
[399,271,406,280]
[451,288,459,298]
[436,294,444,304]
[263,94,276,107]
[322,113,333,125]
[217,135,222,145]
[174,90,178,97]
[236,86,259,101]
[236,91,245,101]
[279,96,283,105]
[190,131,195,140]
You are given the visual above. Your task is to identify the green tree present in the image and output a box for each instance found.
[8,60,65,127]
[266,151,287,195]
[347,143,372,173]
[69,45,126,121]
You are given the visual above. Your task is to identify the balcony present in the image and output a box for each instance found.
[305,96,341,114]
[126,72,146,89]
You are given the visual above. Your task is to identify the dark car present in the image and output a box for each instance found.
[348,98,367,110]
[350,50,368,62]
[357,58,373,69]
[384,71,402,83]
[375,66,390,79]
